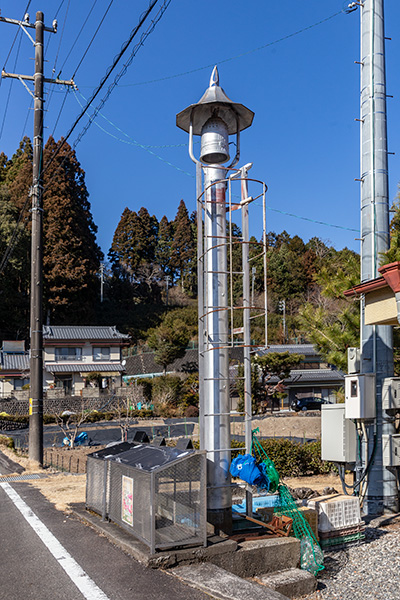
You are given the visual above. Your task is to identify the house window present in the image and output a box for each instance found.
[93,347,110,361]
[14,378,29,390]
[55,347,82,361]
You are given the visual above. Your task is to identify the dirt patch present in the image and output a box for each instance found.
[282,473,352,493]
[230,413,321,440]
[29,473,87,512]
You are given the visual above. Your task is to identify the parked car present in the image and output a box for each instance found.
[290,397,328,412]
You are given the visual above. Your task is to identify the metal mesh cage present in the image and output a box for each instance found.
[154,453,205,549]
[85,444,206,553]
[108,462,152,545]
[86,456,107,516]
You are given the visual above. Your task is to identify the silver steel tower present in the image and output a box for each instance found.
[359,0,397,514]
[177,68,254,531]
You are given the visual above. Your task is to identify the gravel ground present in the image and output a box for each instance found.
[302,517,400,600]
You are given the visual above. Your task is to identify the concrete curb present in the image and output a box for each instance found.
[172,563,290,600]
[0,449,25,474]
[71,504,293,599]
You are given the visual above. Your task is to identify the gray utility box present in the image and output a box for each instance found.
[382,378,400,410]
[382,434,400,467]
[321,404,357,463]
[86,442,207,554]
[345,373,376,420]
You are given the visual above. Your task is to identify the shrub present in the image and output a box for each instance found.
[0,435,14,449]
[184,405,199,418]
[152,375,183,405]
[227,438,336,478]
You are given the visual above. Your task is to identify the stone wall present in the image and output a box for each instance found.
[0,395,116,416]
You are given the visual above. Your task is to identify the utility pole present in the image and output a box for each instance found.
[100,263,104,302]
[357,0,397,514]
[1,11,74,466]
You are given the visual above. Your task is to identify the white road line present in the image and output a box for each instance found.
[0,482,110,600]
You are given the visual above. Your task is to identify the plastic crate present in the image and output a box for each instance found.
[320,531,365,549]
[319,522,365,540]
[309,494,361,533]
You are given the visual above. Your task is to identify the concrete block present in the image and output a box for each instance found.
[173,563,290,600]
[257,568,317,598]
[210,537,300,578]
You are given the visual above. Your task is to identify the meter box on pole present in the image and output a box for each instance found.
[382,434,400,467]
[382,378,400,411]
[321,404,357,463]
[345,374,375,420]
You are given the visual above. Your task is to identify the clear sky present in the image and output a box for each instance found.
[0,0,399,258]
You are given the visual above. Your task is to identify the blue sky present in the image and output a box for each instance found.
[0,0,399,258]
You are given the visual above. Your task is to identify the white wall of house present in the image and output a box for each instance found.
[43,341,123,395]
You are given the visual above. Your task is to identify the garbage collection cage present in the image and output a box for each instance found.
[86,442,207,554]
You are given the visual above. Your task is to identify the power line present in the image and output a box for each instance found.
[0,30,23,143]
[95,9,344,88]
[59,0,99,75]
[2,1,31,70]
[45,0,71,119]
[0,0,172,275]
[42,0,167,180]
[71,0,114,79]
[49,0,112,140]
[41,0,171,188]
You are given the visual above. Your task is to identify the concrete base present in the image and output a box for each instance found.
[256,568,317,598]
[71,504,312,600]
[210,537,300,579]
[173,563,289,600]
[71,503,237,569]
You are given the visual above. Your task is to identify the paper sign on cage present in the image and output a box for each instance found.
[121,475,134,526]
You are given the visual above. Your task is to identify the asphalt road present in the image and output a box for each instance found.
[6,422,314,449]
[0,474,210,600]
[6,421,197,449]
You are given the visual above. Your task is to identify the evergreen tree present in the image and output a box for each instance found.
[6,137,33,211]
[171,199,195,292]
[297,248,360,371]
[147,321,190,375]
[108,207,136,278]
[42,137,103,323]
[155,215,175,279]
[0,186,30,338]
[382,190,400,264]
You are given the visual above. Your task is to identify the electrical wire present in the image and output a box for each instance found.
[73,89,193,176]
[49,0,113,140]
[0,29,23,143]
[1,0,32,70]
[0,0,171,275]
[71,0,114,80]
[107,10,344,88]
[41,0,171,189]
[71,90,359,235]
[45,0,71,119]
[58,0,100,75]
[20,98,33,141]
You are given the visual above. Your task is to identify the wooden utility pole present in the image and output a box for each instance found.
[1,11,74,465]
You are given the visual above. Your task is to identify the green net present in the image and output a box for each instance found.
[251,429,324,575]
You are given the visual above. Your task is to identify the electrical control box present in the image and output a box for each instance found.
[345,374,376,420]
[321,404,357,463]
[347,347,360,374]
[382,434,400,467]
[382,378,400,411]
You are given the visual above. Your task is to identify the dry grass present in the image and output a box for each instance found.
[28,473,87,512]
